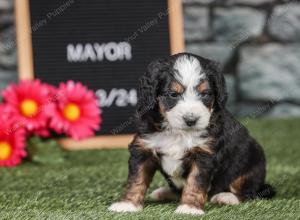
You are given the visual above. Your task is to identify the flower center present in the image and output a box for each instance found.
[0,142,12,160]
[63,103,81,121]
[20,99,39,117]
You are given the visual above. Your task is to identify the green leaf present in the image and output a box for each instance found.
[27,136,66,165]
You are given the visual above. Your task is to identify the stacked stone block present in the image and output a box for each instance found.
[184,0,300,117]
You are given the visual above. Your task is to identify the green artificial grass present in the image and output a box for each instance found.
[0,118,300,220]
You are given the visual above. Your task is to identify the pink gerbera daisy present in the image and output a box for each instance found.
[0,104,14,119]
[0,105,26,167]
[49,81,101,140]
[2,80,55,136]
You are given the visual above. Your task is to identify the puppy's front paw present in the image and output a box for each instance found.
[175,204,205,216]
[108,201,142,213]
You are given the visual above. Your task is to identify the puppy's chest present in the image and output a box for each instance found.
[141,131,208,180]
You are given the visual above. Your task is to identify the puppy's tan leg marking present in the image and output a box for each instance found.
[175,164,206,215]
[150,187,178,201]
[229,175,246,195]
[109,140,157,213]
[210,192,240,205]
[109,162,155,212]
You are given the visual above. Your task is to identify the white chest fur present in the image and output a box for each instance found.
[141,130,208,188]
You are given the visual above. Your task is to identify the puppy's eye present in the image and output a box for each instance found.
[200,90,211,98]
[169,91,181,98]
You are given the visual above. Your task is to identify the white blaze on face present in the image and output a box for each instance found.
[173,55,203,89]
[166,55,211,130]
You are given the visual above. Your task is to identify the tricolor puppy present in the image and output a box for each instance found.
[109,53,275,215]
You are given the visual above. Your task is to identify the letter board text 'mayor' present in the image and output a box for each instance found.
[15,0,185,148]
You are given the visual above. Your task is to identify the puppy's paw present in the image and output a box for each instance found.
[150,187,178,201]
[210,192,240,205]
[108,201,142,213]
[175,204,205,216]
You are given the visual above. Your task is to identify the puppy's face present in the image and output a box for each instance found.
[158,56,214,131]
[138,53,227,132]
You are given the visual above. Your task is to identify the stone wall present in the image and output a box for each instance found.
[0,0,299,117]
[184,0,300,117]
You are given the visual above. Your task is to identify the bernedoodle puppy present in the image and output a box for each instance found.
[109,53,275,215]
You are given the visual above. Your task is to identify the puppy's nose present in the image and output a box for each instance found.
[183,115,199,127]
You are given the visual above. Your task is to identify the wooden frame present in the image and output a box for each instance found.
[168,0,185,55]
[14,0,185,149]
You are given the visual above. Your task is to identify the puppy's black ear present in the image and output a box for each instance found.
[137,59,165,117]
[206,61,228,110]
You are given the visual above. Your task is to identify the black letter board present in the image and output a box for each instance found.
[15,0,185,149]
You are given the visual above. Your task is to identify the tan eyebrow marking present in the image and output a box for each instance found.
[197,81,209,93]
[170,81,185,93]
